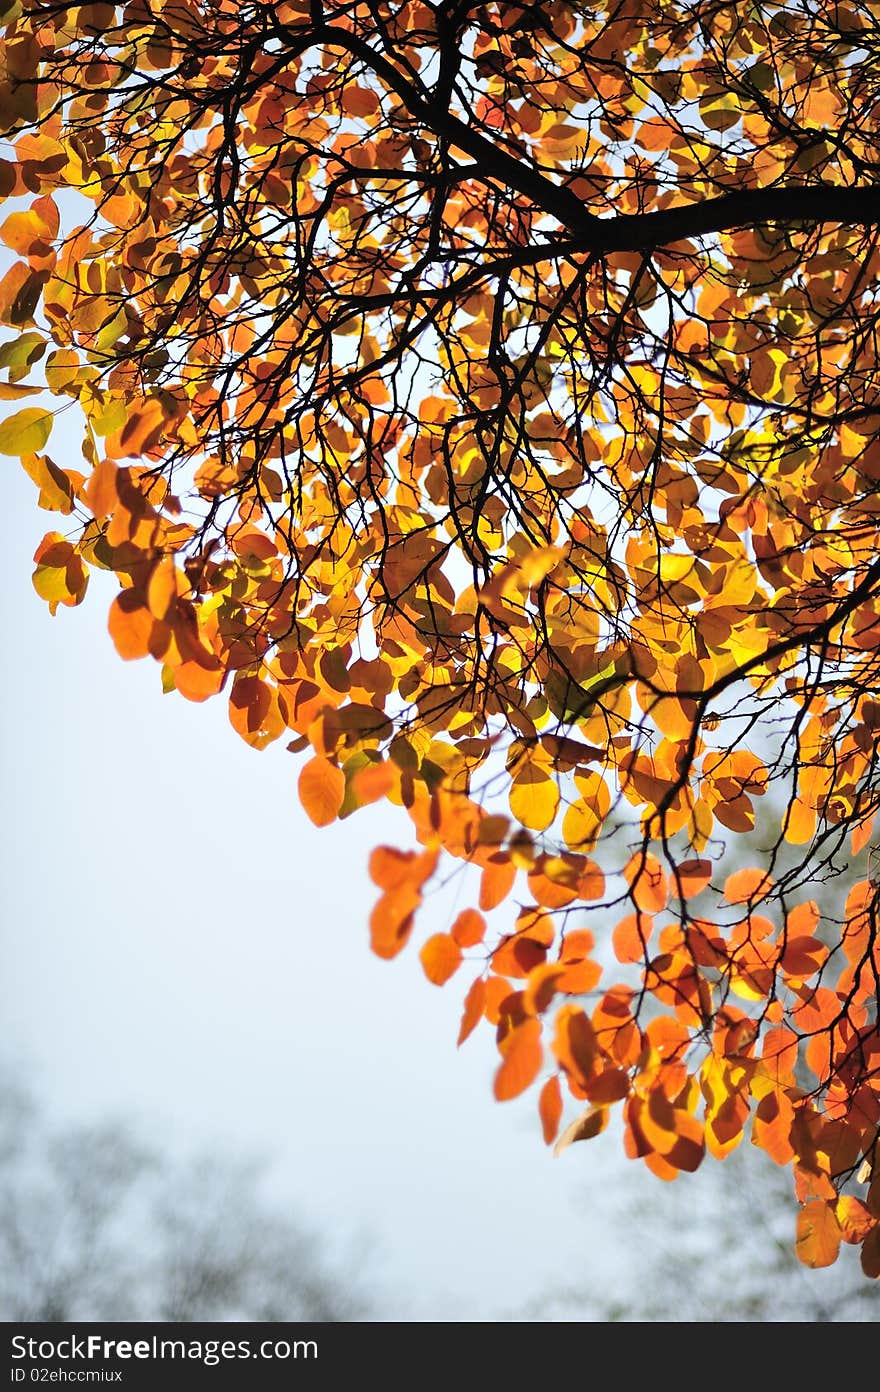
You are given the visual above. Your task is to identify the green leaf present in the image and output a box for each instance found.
[699,93,741,132]
[547,657,630,721]
[0,331,46,378]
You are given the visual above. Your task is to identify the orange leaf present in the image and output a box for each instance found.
[576,859,605,900]
[479,855,517,911]
[752,1088,795,1165]
[0,260,43,326]
[491,933,547,978]
[612,911,654,965]
[647,1016,691,1060]
[419,933,462,986]
[475,94,505,130]
[538,1075,563,1145]
[494,1019,543,1101]
[0,210,49,255]
[796,1199,842,1269]
[482,975,516,1025]
[585,1065,630,1105]
[369,846,418,891]
[555,958,602,993]
[785,797,816,845]
[298,756,345,827]
[351,760,397,806]
[623,851,668,912]
[760,1026,799,1081]
[458,977,486,1046]
[836,1195,875,1245]
[173,657,224,702]
[342,84,380,118]
[369,886,420,960]
[552,1005,598,1092]
[724,866,774,904]
[20,451,81,513]
[108,591,153,659]
[593,988,642,1067]
[523,962,568,1016]
[527,866,578,908]
[674,858,712,899]
[851,814,874,857]
[560,929,595,962]
[451,908,486,948]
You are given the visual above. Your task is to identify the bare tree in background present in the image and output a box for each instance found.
[527,1142,879,1322]
[0,1074,369,1321]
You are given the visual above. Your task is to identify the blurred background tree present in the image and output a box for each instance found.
[527,1140,878,1322]
[0,1070,370,1322]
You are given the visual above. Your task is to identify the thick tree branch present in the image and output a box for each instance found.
[273,24,880,253]
[596,184,880,252]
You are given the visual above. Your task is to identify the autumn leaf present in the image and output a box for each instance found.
[494,1019,543,1102]
[553,1106,608,1156]
[538,1075,563,1145]
[509,763,559,832]
[0,407,53,454]
[419,933,462,986]
[7,0,880,1282]
[298,756,346,827]
[796,1199,842,1269]
[450,908,486,948]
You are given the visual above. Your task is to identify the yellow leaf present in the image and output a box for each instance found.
[0,382,42,399]
[562,798,602,852]
[0,406,53,454]
[509,764,559,832]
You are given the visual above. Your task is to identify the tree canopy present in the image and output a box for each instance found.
[2,0,879,1278]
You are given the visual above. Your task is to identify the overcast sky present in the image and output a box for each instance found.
[0,456,655,1321]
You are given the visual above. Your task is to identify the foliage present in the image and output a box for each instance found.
[0,1074,368,1321]
[530,1140,879,1321]
[2,0,880,1275]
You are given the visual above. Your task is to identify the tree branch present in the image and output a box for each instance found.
[272,23,880,254]
[596,184,880,252]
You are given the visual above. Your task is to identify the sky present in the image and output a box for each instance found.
[0,456,650,1322]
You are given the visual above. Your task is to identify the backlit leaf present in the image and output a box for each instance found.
[494,1019,543,1101]
[538,1075,563,1145]
[419,933,462,986]
[796,1200,842,1269]
[0,406,52,454]
[553,1106,608,1156]
[298,756,346,827]
[509,765,559,832]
